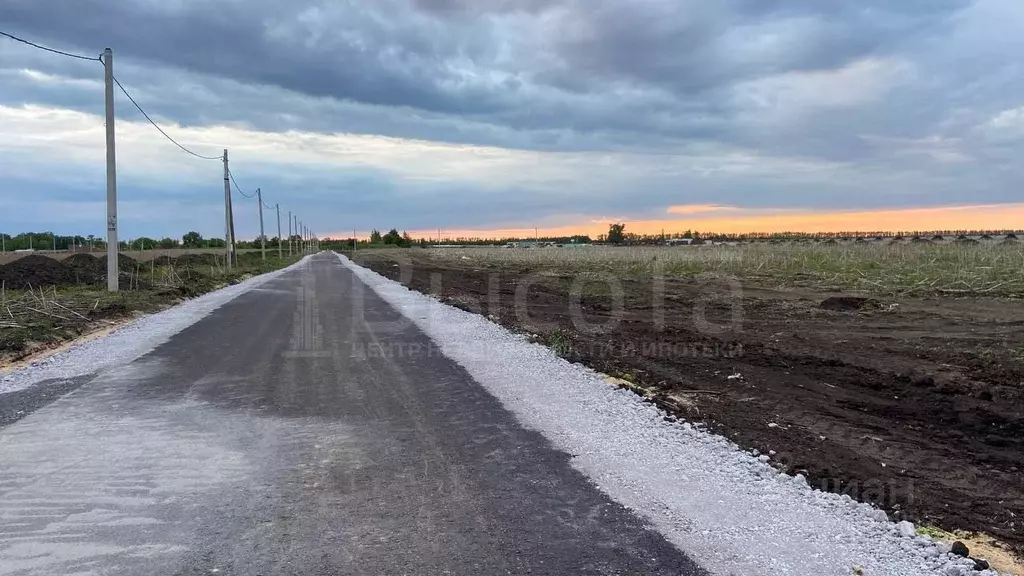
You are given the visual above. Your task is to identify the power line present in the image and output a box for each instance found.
[2,31,221,162]
[228,169,257,198]
[0,30,101,61]
[5,32,282,250]
[111,76,222,161]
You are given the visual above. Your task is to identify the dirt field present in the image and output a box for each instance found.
[352,247,1024,556]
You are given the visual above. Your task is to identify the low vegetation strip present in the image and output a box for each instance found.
[0,252,301,366]
[351,246,1024,564]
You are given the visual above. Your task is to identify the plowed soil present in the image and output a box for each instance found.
[0,255,73,288]
[354,249,1024,555]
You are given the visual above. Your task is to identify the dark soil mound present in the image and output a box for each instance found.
[820,296,880,312]
[1007,233,1019,240]
[911,237,933,244]
[99,254,141,272]
[0,255,72,289]
[931,235,945,241]
[956,238,980,245]
[822,239,838,245]
[1001,238,1019,245]
[62,254,106,284]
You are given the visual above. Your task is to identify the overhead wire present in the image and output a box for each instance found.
[228,169,257,198]
[111,76,222,161]
[1,31,222,162]
[3,30,295,236]
[0,30,101,61]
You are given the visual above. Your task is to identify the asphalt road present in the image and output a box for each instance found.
[0,254,707,576]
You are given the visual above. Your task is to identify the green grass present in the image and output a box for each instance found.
[547,329,573,357]
[916,525,951,539]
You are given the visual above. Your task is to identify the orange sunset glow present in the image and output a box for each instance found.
[371,203,1024,240]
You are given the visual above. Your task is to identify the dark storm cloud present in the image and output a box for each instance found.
[1,0,515,115]
[412,0,554,15]
[1,0,970,144]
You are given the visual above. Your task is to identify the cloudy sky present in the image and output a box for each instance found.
[2,0,1023,240]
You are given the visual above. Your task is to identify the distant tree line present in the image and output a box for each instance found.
[7,224,1023,253]
[320,229,596,249]
[595,224,1024,245]
[0,231,297,252]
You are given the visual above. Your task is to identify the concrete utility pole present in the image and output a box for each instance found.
[103,48,119,292]
[223,149,233,270]
[276,203,283,259]
[256,188,266,262]
[288,211,293,256]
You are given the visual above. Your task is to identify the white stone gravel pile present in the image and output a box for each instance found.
[338,253,1003,576]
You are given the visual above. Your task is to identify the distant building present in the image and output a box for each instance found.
[665,238,695,246]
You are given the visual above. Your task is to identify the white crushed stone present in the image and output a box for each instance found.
[338,253,1003,576]
[0,256,312,395]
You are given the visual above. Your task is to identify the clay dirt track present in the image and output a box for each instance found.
[353,249,1024,556]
